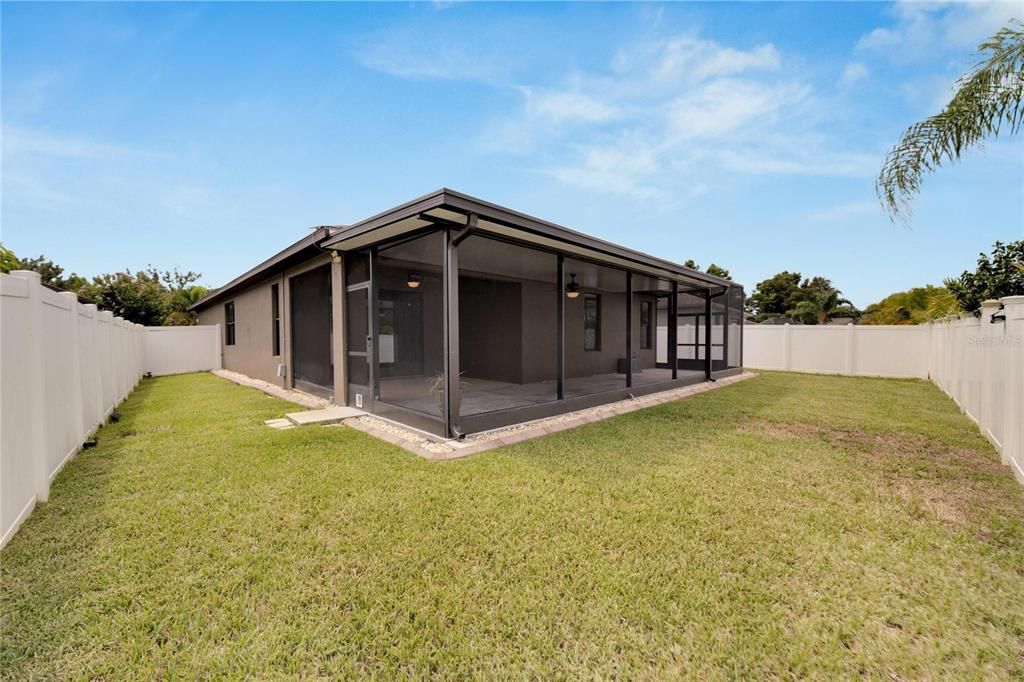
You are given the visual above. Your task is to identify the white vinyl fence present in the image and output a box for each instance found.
[744,295,1024,484]
[1,270,222,548]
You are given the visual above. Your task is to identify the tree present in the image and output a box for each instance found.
[746,271,858,324]
[706,264,731,280]
[2,244,206,325]
[944,240,1024,313]
[164,283,209,326]
[861,285,959,325]
[746,271,802,320]
[877,20,1024,223]
[786,276,858,325]
[80,267,205,326]
[1,246,89,290]
[80,271,171,326]
[0,244,19,274]
[682,259,732,280]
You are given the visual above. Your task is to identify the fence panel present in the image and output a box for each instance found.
[1,271,224,548]
[143,325,221,376]
[745,298,1024,484]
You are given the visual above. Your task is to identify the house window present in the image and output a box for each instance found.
[225,301,236,346]
[271,284,280,356]
[640,299,652,350]
[584,293,601,351]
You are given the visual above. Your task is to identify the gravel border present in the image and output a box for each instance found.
[213,369,329,409]
[341,372,758,460]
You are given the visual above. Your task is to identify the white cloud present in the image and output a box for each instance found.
[357,26,881,200]
[715,150,878,178]
[3,126,145,160]
[649,36,781,83]
[664,80,809,140]
[519,87,620,124]
[840,62,869,87]
[354,37,504,82]
[807,200,880,222]
[541,134,662,199]
[857,1,1018,60]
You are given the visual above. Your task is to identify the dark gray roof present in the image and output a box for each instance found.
[189,226,336,311]
[322,188,735,289]
[192,188,736,311]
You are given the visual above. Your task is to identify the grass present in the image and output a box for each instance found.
[2,371,1023,678]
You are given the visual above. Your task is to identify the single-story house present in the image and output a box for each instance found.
[191,189,744,438]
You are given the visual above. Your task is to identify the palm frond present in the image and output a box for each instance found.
[877,19,1024,224]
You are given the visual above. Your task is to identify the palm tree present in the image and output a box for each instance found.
[877,19,1024,223]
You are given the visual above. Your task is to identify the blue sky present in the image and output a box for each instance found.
[2,1,1021,307]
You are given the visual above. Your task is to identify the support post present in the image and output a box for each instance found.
[330,253,346,405]
[369,247,380,403]
[625,271,633,388]
[704,290,712,380]
[721,287,729,371]
[670,281,678,380]
[443,228,461,437]
[556,254,565,400]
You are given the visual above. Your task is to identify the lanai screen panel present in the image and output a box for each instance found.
[375,231,445,417]
[676,292,705,371]
[458,235,559,416]
[290,265,333,392]
[728,285,744,369]
[711,294,726,371]
[564,258,627,397]
[630,274,674,387]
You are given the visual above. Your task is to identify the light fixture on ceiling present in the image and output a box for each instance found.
[565,273,580,299]
[406,273,421,289]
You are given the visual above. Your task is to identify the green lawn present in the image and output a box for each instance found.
[2,371,1023,678]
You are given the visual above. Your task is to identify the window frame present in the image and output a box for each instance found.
[640,299,652,350]
[583,292,601,352]
[224,301,236,346]
[271,284,281,356]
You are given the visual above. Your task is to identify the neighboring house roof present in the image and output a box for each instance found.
[192,188,736,312]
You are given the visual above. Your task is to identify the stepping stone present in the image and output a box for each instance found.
[285,406,364,426]
[264,418,294,430]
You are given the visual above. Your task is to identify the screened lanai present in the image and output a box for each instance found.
[324,189,743,437]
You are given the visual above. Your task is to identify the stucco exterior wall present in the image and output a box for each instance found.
[198,274,284,387]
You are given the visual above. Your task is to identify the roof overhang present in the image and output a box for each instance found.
[321,188,735,291]
[189,226,336,311]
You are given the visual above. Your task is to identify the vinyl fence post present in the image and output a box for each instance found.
[12,271,50,504]
[60,292,86,451]
[83,304,105,429]
[979,300,1001,443]
[1001,296,1024,482]
[844,323,855,376]
[782,323,791,371]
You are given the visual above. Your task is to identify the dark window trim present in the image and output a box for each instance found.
[224,301,236,346]
[271,284,281,356]
[640,299,652,350]
[583,292,601,351]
